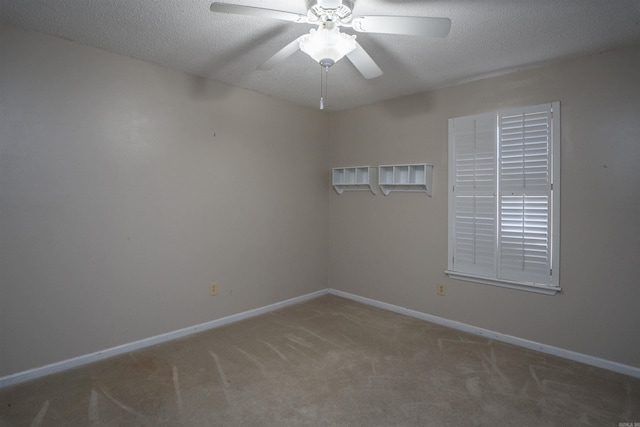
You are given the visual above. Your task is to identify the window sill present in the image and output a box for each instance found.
[445,271,561,295]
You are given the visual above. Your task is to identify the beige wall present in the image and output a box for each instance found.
[328,47,640,368]
[0,27,329,376]
[2,24,639,379]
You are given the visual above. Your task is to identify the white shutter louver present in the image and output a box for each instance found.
[498,104,553,284]
[447,102,559,294]
[450,113,496,278]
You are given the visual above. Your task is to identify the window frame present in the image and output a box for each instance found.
[446,102,560,295]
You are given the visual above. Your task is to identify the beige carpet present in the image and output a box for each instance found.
[1,294,639,426]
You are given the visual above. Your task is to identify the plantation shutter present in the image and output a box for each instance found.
[449,112,497,278]
[497,103,553,284]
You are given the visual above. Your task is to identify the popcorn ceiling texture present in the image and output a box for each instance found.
[2,0,640,110]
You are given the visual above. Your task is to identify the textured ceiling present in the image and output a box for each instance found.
[2,0,640,111]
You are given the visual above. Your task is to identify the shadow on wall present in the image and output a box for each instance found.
[380,90,438,119]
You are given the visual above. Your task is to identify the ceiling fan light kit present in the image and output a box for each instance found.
[299,23,356,66]
[209,0,451,108]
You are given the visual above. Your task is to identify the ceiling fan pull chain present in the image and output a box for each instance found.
[320,64,330,110]
[324,64,329,109]
[320,63,324,110]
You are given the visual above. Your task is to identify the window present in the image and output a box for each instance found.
[446,102,560,295]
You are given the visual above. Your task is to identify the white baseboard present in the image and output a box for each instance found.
[3,287,638,388]
[0,289,329,388]
[328,288,640,379]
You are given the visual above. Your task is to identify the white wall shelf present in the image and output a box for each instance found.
[332,166,377,195]
[378,163,433,196]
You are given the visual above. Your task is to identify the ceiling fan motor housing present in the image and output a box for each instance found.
[306,0,355,24]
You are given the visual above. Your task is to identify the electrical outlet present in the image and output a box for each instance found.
[437,282,446,296]
[210,282,218,296]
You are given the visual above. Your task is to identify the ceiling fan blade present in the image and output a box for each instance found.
[257,37,304,70]
[210,2,308,23]
[351,16,451,37]
[346,42,383,79]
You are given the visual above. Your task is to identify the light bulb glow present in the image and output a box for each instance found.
[299,26,356,64]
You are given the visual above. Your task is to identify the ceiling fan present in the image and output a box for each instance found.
[210,0,451,107]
